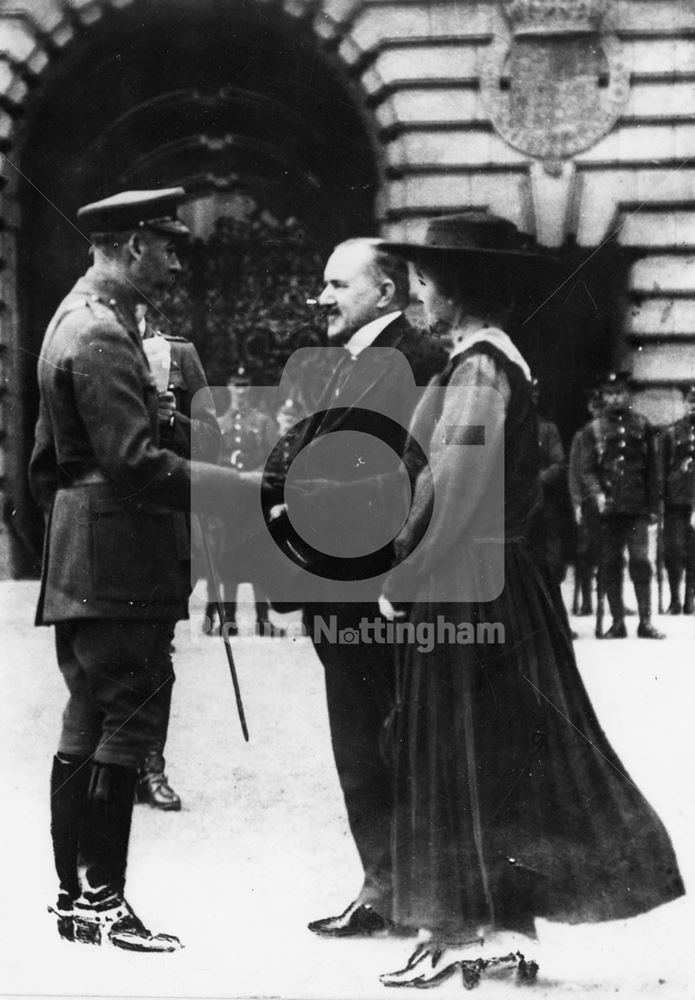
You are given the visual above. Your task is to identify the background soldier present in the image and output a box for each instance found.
[528,377,572,592]
[212,366,283,636]
[568,388,604,616]
[577,371,664,639]
[136,305,222,811]
[661,383,695,614]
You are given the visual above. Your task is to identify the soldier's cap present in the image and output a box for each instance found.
[379,209,545,262]
[597,370,632,392]
[77,188,190,237]
[226,365,252,387]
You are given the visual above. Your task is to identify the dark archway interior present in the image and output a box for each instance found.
[14,0,379,574]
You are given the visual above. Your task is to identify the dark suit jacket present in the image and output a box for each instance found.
[281,314,446,608]
[29,270,248,625]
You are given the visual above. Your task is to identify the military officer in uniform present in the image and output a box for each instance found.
[577,371,664,639]
[136,305,222,810]
[30,188,254,951]
[661,383,695,614]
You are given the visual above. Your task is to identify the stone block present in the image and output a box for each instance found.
[630,342,695,383]
[620,210,695,249]
[615,0,695,33]
[387,127,526,168]
[626,38,695,75]
[625,81,695,120]
[578,123,695,166]
[0,110,15,143]
[374,88,482,126]
[0,58,28,104]
[381,170,528,229]
[630,386,684,427]
[65,0,104,27]
[349,2,493,55]
[630,254,695,294]
[625,298,695,337]
[17,0,68,37]
[369,43,480,86]
[0,16,48,74]
[319,0,364,27]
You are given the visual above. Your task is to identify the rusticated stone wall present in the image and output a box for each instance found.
[1,0,694,574]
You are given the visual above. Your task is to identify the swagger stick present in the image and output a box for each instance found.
[199,515,249,741]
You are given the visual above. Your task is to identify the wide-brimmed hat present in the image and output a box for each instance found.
[380,210,544,262]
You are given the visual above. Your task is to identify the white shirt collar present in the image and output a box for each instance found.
[344,311,402,358]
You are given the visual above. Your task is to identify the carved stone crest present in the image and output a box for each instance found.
[481,0,630,164]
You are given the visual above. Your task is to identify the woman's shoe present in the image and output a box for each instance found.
[380,938,484,989]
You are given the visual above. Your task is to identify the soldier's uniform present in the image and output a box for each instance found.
[529,410,569,585]
[30,189,251,951]
[661,384,695,614]
[568,391,604,616]
[136,320,221,809]
[577,372,663,639]
[212,371,282,635]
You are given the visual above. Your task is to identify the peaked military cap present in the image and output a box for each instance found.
[77,187,190,237]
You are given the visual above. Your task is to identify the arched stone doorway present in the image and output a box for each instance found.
[3,0,380,575]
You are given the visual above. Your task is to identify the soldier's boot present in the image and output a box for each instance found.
[135,752,181,811]
[255,602,285,638]
[203,602,217,634]
[72,762,182,952]
[219,602,238,636]
[666,570,683,614]
[602,579,627,638]
[577,566,594,615]
[684,585,695,615]
[635,583,666,639]
[48,752,92,940]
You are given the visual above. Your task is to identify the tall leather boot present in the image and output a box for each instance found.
[255,601,285,637]
[203,601,217,634]
[73,762,182,951]
[48,753,91,939]
[579,566,594,615]
[601,578,627,638]
[635,582,665,639]
[666,570,683,614]
[219,602,238,636]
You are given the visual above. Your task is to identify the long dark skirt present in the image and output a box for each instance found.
[389,541,684,941]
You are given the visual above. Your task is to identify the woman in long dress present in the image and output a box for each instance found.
[376,211,684,988]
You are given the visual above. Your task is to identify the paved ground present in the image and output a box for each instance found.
[0,580,693,1000]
